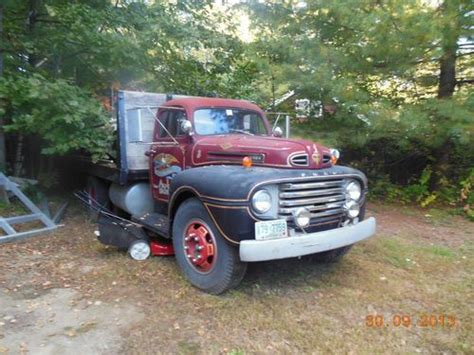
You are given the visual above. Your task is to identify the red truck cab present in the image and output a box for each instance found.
[149,97,334,202]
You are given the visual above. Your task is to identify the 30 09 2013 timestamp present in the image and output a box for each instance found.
[365,314,457,328]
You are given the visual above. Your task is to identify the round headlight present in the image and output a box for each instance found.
[345,180,361,201]
[344,200,360,218]
[293,207,311,228]
[252,190,272,213]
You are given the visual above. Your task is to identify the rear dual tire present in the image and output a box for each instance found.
[172,198,247,295]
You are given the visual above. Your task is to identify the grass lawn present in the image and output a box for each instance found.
[0,202,472,354]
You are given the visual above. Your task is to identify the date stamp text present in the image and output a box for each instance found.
[365,314,457,328]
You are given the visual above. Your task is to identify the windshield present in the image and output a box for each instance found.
[194,108,268,136]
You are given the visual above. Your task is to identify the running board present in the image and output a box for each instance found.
[132,212,169,238]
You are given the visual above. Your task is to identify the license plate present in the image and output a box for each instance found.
[255,219,288,241]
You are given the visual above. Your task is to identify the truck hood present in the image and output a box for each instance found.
[191,135,332,169]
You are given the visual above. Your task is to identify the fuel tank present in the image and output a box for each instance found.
[109,182,154,216]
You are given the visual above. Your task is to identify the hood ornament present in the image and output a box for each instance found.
[311,145,321,165]
[220,143,233,150]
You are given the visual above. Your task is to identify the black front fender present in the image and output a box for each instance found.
[169,165,367,244]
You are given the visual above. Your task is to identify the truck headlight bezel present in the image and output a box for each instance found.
[251,189,272,214]
[345,180,362,201]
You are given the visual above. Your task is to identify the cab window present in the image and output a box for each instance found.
[158,109,187,138]
[193,108,268,136]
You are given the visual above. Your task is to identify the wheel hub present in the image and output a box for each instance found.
[129,241,151,261]
[184,222,215,272]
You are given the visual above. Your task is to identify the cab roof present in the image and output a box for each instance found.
[162,97,264,114]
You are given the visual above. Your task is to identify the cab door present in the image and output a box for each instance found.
[149,108,189,202]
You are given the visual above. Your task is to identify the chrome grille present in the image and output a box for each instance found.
[289,154,309,166]
[278,178,346,225]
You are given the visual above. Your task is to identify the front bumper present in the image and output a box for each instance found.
[239,217,376,262]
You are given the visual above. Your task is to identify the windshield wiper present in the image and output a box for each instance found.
[229,129,254,136]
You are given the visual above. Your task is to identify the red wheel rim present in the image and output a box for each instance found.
[183,220,216,273]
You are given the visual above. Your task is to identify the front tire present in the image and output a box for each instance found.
[172,198,247,294]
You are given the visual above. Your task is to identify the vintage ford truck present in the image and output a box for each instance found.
[76,90,376,294]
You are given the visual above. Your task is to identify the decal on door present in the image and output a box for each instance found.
[154,153,182,196]
[154,153,182,177]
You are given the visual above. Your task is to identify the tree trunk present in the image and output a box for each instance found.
[271,72,276,111]
[431,0,461,189]
[437,0,460,98]
[27,0,40,67]
[0,4,8,203]
[13,135,24,177]
[0,4,6,173]
[8,0,40,178]
[437,45,457,98]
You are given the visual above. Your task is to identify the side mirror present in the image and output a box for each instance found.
[273,126,283,137]
[181,120,193,135]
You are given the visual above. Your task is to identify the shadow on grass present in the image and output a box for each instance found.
[92,240,350,297]
[237,256,343,295]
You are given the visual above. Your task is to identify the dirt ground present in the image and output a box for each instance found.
[0,202,472,354]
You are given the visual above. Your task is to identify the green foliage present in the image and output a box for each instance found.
[370,167,474,219]
[1,0,256,162]
[369,169,437,207]
[21,181,44,204]
[245,0,473,218]
[37,170,60,190]
[0,73,112,161]
[0,200,27,216]
[460,169,474,220]
[369,177,412,205]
